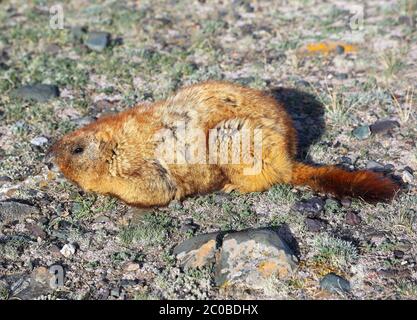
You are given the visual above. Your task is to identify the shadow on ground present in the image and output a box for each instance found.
[269,87,325,162]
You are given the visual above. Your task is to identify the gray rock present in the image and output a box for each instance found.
[341,198,352,208]
[60,243,76,258]
[366,160,385,171]
[215,228,298,288]
[30,136,48,147]
[0,176,12,185]
[84,31,111,51]
[402,170,413,184]
[384,164,395,172]
[335,73,348,80]
[370,120,400,135]
[352,125,371,140]
[25,223,47,239]
[3,267,57,299]
[396,239,412,252]
[393,250,404,259]
[70,26,87,42]
[338,157,352,164]
[173,232,223,269]
[398,15,414,27]
[345,211,361,226]
[335,45,345,54]
[12,84,59,102]
[320,273,351,294]
[305,218,326,232]
[212,192,232,205]
[0,201,40,225]
[367,231,387,246]
[294,197,324,217]
[180,221,199,234]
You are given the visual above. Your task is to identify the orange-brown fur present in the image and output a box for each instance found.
[50,81,400,207]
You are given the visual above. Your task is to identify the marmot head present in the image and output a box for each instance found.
[48,123,114,192]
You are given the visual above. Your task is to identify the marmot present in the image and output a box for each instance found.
[50,81,400,207]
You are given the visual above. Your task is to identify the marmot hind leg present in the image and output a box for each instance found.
[215,119,294,193]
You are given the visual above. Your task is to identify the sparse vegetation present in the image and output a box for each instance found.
[0,0,415,300]
[119,212,174,246]
[312,234,358,270]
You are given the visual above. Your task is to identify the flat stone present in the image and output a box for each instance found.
[25,223,47,239]
[3,267,57,299]
[335,73,348,80]
[12,84,59,102]
[30,136,48,147]
[393,250,404,259]
[341,198,352,208]
[294,197,324,217]
[70,26,87,42]
[335,45,345,54]
[84,31,111,51]
[370,120,400,135]
[0,176,12,185]
[215,228,298,289]
[180,223,199,234]
[402,170,413,184]
[345,211,361,226]
[398,15,414,27]
[320,273,351,294]
[366,160,385,172]
[384,164,395,172]
[173,232,223,269]
[352,125,371,140]
[60,243,76,258]
[367,231,387,246]
[305,218,326,232]
[0,201,40,225]
[124,262,140,272]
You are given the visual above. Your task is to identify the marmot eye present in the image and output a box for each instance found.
[72,147,84,155]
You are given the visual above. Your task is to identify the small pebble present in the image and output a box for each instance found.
[0,176,12,185]
[366,160,385,172]
[384,164,395,172]
[345,211,361,226]
[402,170,413,184]
[335,45,345,54]
[393,250,404,259]
[339,156,352,164]
[60,243,76,258]
[294,197,324,217]
[335,73,348,80]
[305,218,326,232]
[370,120,400,135]
[341,198,352,208]
[352,125,371,140]
[320,273,351,294]
[84,31,111,51]
[30,136,48,147]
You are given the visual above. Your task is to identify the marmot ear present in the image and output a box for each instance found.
[95,130,111,143]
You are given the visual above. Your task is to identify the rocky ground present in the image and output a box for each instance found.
[0,0,416,300]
